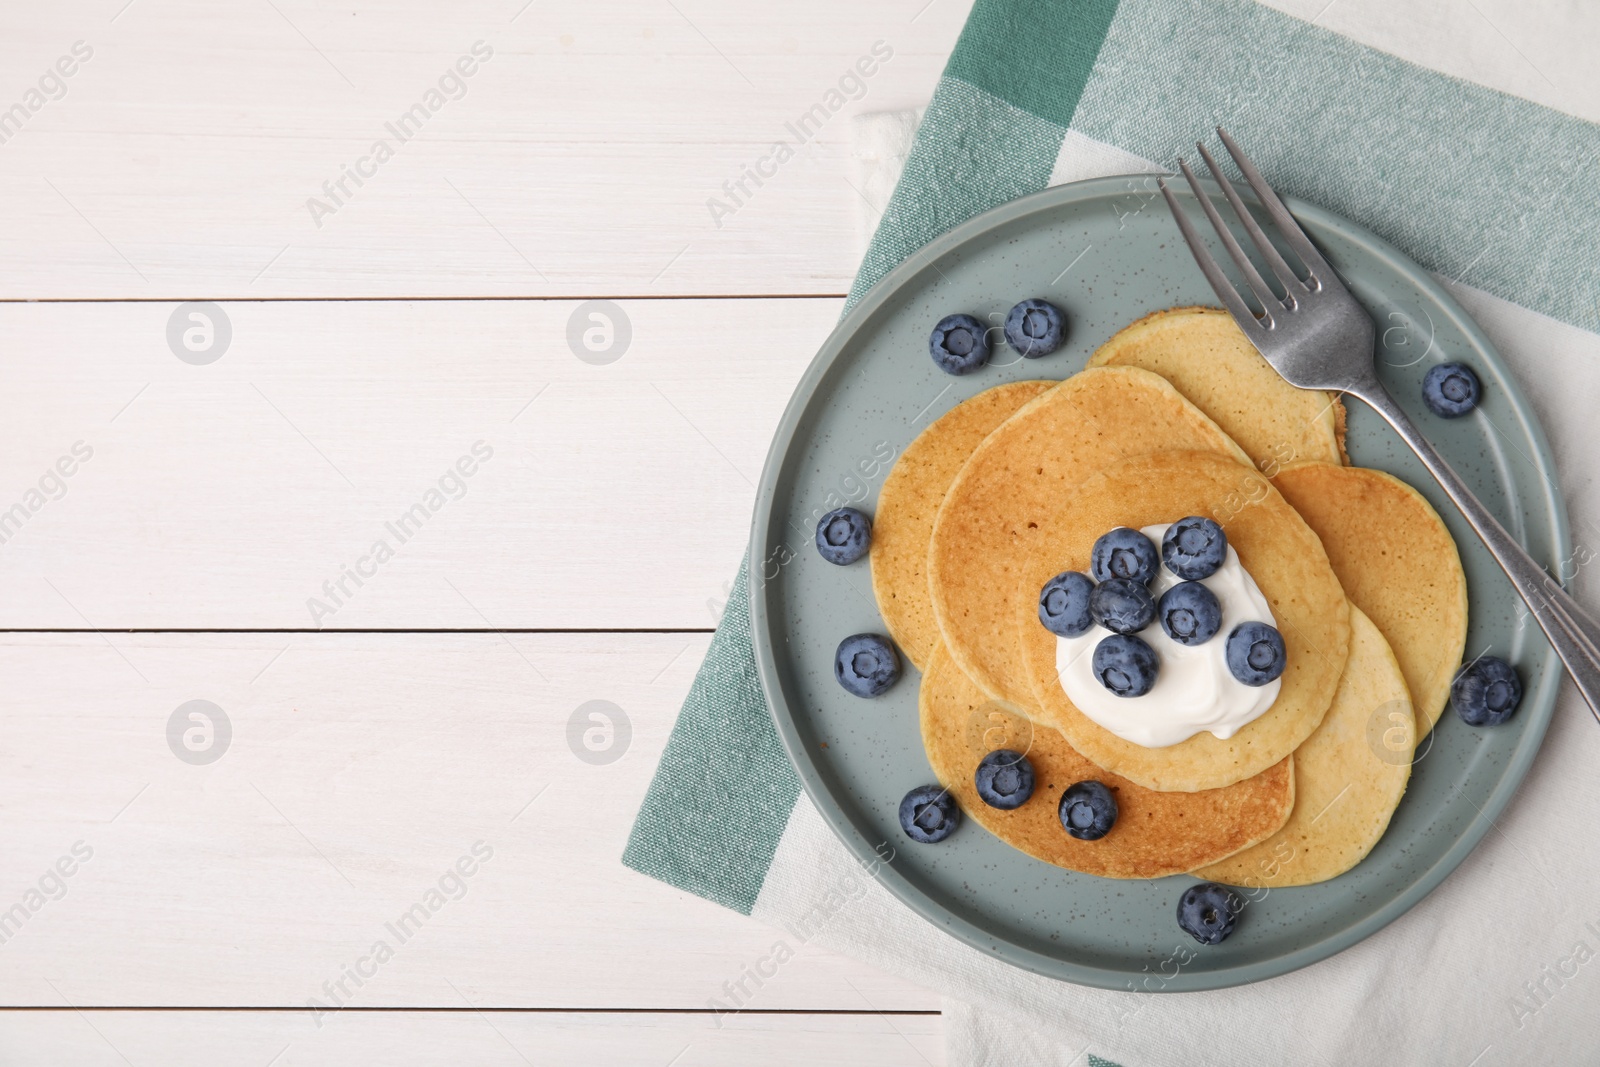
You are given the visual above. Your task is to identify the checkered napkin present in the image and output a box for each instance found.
[625,1,1600,1062]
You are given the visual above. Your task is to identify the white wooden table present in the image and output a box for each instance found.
[0,1,973,1061]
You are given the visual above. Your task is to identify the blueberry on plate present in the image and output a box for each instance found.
[1225,622,1286,686]
[1159,581,1222,646]
[815,507,871,565]
[899,785,960,843]
[1092,633,1159,697]
[1451,656,1522,726]
[1058,780,1117,840]
[1003,298,1066,358]
[834,633,901,698]
[1177,882,1242,945]
[1038,571,1095,637]
[1090,527,1160,584]
[974,749,1035,810]
[929,313,992,375]
[1161,516,1228,580]
[1089,578,1156,635]
[1422,362,1481,418]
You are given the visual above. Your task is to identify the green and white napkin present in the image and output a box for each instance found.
[626,1,1600,1062]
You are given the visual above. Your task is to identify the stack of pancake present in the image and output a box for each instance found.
[869,307,1468,886]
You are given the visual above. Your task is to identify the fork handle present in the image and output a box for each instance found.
[1354,381,1600,724]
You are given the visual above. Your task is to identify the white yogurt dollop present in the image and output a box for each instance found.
[1055,524,1281,748]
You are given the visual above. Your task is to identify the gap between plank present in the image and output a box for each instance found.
[0,628,717,635]
[0,1006,939,1015]
[0,293,848,305]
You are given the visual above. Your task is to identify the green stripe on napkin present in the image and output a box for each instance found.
[847,78,1069,310]
[945,0,1119,127]
[849,0,1121,308]
[623,560,798,914]
[1073,0,1600,333]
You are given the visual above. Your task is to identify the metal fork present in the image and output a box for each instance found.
[1160,128,1600,724]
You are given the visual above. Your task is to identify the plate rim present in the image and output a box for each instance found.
[748,173,1569,992]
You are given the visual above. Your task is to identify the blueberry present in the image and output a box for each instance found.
[1058,780,1117,840]
[1225,622,1286,686]
[1038,571,1095,637]
[1090,527,1160,584]
[815,507,871,565]
[1003,298,1066,358]
[1451,656,1522,726]
[834,633,901,698]
[1422,362,1481,418]
[974,749,1035,810]
[929,314,991,375]
[1159,581,1222,646]
[1089,578,1156,634]
[1177,882,1242,945]
[1092,633,1159,697]
[899,785,960,843]
[1161,516,1228,580]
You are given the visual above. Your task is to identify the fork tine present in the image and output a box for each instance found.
[1158,178,1263,334]
[1194,141,1308,304]
[1175,156,1282,326]
[1214,126,1334,284]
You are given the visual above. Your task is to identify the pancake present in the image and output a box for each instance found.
[1017,451,1352,793]
[1271,462,1468,731]
[919,646,1294,879]
[1195,606,1414,886]
[1087,306,1347,471]
[928,366,1251,709]
[871,381,1055,669]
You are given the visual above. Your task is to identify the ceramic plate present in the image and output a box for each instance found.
[749,175,1566,991]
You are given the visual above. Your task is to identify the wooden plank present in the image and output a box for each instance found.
[0,1010,944,1066]
[0,0,969,299]
[5,286,1593,637]
[0,296,840,630]
[0,632,938,1010]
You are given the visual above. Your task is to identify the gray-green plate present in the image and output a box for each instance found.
[749,175,1566,992]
